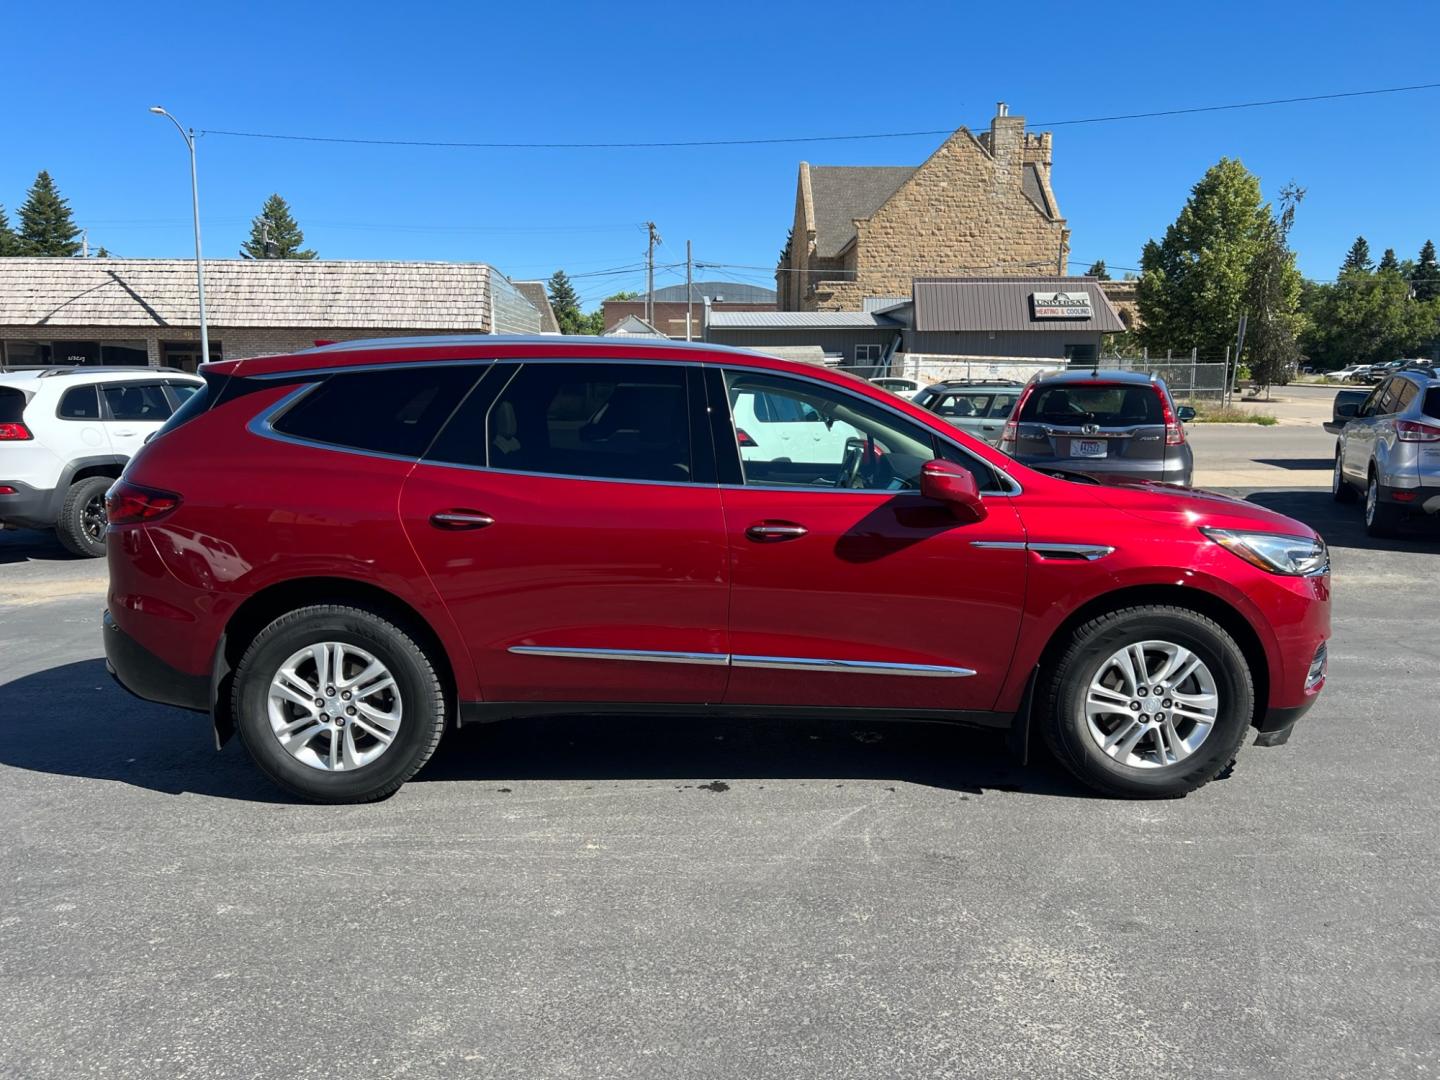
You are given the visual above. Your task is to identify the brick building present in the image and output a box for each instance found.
[602,280,777,340]
[0,259,546,371]
[776,104,1069,312]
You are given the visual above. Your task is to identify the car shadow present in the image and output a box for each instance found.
[0,660,1090,803]
[1244,489,1440,551]
[0,528,87,565]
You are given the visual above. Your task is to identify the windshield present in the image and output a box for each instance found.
[1019,384,1163,426]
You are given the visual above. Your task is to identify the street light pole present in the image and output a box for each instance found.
[149,107,210,366]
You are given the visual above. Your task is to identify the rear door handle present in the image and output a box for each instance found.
[430,510,495,531]
[746,520,807,542]
[111,429,138,437]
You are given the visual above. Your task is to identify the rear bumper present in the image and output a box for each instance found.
[103,609,210,713]
[0,479,59,529]
[1011,454,1193,485]
[1380,482,1440,515]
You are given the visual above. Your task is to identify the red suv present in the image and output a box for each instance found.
[104,337,1330,802]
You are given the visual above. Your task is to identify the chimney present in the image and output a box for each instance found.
[996,101,1008,117]
[988,101,1025,168]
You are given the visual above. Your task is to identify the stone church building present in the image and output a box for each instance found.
[776,104,1070,312]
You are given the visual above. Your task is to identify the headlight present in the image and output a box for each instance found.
[1201,528,1329,576]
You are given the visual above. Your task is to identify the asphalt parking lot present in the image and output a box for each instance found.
[2,428,1437,1079]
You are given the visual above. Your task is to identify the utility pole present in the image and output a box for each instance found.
[645,221,661,325]
[685,240,693,342]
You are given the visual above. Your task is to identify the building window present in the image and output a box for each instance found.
[855,344,882,364]
[1064,344,1098,365]
[2,341,52,366]
[101,341,148,366]
[160,341,224,373]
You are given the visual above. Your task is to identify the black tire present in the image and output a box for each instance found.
[1364,470,1401,538]
[232,604,446,803]
[54,475,112,558]
[1041,606,1254,799]
[1331,450,1357,504]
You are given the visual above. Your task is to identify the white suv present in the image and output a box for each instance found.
[0,367,204,556]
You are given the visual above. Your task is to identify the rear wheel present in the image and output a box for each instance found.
[1364,471,1401,538]
[1331,450,1357,504]
[55,475,112,558]
[1042,606,1254,798]
[232,604,446,803]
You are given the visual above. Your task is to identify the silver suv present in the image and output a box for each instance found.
[913,379,1024,446]
[1332,368,1440,537]
[998,369,1196,485]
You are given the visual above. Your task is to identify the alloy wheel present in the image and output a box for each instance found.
[82,493,107,543]
[1084,640,1219,769]
[1366,476,1377,526]
[267,642,403,771]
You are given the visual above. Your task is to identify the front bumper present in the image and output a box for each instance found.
[103,609,210,713]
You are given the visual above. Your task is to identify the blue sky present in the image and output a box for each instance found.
[3,0,1436,309]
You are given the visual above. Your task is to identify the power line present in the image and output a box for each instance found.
[196,82,1440,151]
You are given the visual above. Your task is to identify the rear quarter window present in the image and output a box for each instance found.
[58,385,100,420]
[1425,388,1440,420]
[1020,384,1162,425]
[0,386,27,423]
[271,366,482,458]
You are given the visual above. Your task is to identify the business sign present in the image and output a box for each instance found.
[1031,291,1094,319]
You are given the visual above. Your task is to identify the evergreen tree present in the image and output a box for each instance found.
[1084,259,1111,280]
[1377,248,1400,273]
[547,269,588,334]
[17,171,82,256]
[1340,236,1372,274]
[1136,158,1270,356]
[95,246,110,258]
[241,194,316,259]
[1414,240,1440,303]
[0,204,16,256]
[1240,185,1305,391]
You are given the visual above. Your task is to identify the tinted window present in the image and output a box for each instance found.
[933,392,992,418]
[430,362,693,483]
[0,387,25,423]
[102,383,172,422]
[726,369,981,492]
[273,366,480,458]
[58,385,100,420]
[152,380,211,440]
[1393,380,1419,412]
[1425,388,1440,420]
[989,394,1018,418]
[1019,383,1162,425]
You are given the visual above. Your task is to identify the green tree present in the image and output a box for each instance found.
[1377,248,1400,273]
[1414,240,1440,303]
[95,246,110,258]
[547,269,590,334]
[17,171,82,256]
[1302,270,1436,367]
[1084,259,1111,280]
[0,204,17,256]
[1340,236,1372,274]
[1240,184,1305,391]
[1136,158,1270,356]
[605,290,641,301]
[778,227,792,268]
[241,194,316,259]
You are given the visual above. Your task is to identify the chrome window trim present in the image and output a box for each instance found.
[720,365,1022,497]
[251,356,706,381]
[508,646,976,678]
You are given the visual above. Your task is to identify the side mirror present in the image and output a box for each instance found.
[921,459,987,522]
[1336,402,1360,419]
[1175,405,1197,422]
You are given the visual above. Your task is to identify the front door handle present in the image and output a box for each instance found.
[746,520,807,542]
[430,509,495,531]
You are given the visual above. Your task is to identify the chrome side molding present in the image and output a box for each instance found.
[508,647,975,677]
[970,540,1115,561]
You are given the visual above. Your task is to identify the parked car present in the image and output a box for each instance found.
[1331,368,1440,536]
[0,366,203,556]
[1325,366,1364,383]
[105,337,1329,803]
[869,377,921,398]
[913,379,1024,446]
[998,370,1197,486]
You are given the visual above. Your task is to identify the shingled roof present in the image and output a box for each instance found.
[0,258,526,330]
[511,280,561,333]
[808,166,915,258]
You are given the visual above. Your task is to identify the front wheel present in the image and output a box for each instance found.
[1042,606,1254,798]
[232,604,446,803]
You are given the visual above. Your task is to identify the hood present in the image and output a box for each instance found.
[1084,477,1319,539]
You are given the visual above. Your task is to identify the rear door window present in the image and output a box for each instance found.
[934,392,992,418]
[102,382,173,422]
[989,393,1018,418]
[1019,384,1162,426]
[58,385,100,420]
[273,366,481,458]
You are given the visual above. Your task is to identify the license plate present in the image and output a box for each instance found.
[1072,439,1107,458]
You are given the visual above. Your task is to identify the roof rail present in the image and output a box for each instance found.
[34,365,186,378]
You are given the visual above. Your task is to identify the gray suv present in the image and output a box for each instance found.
[998,369,1196,485]
[1332,368,1440,537]
[913,379,1024,446]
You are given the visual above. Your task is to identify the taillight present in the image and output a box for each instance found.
[1002,385,1034,445]
[1396,420,1440,442]
[735,428,758,448]
[0,421,32,441]
[105,481,181,525]
[1156,387,1185,446]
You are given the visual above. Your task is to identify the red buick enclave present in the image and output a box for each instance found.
[103,337,1329,802]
